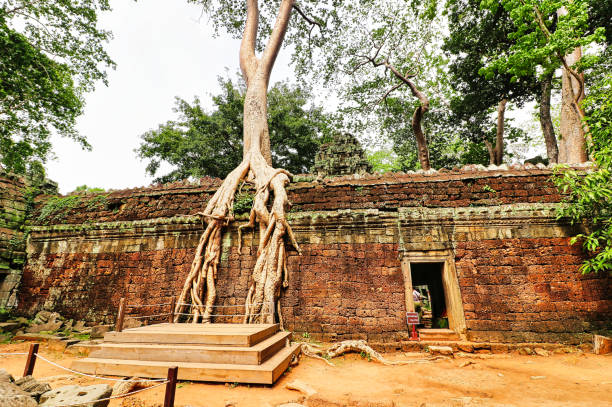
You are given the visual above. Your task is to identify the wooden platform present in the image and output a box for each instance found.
[72,323,300,384]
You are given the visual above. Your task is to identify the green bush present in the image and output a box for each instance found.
[553,74,612,274]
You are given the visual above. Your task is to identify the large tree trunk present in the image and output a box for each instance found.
[538,72,558,164]
[411,97,431,171]
[485,99,506,166]
[175,0,299,325]
[559,46,587,163]
[383,64,431,170]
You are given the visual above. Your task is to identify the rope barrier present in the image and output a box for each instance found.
[34,354,168,382]
[0,352,28,355]
[175,312,273,317]
[127,303,172,308]
[176,302,271,307]
[129,313,172,320]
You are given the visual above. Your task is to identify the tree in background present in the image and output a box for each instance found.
[444,0,543,164]
[553,69,612,274]
[137,77,335,183]
[298,0,529,171]
[0,1,114,176]
[317,0,445,171]
[480,0,607,163]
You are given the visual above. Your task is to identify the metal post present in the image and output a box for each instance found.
[23,343,39,377]
[270,301,275,323]
[163,366,178,407]
[168,297,176,323]
[115,297,126,332]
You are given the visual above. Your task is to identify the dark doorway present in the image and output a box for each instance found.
[411,262,447,329]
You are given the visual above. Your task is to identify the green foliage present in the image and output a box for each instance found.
[85,194,110,211]
[232,191,254,214]
[366,149,402,173]
[137,77,336,182]
[0,1,115,175]
[479,0,606,83]
[71,332,91,341]
[74,185,106,194]
[300,0,503,169]
[433,317,449,329]
[553,73,612,274]
[188,0,343,77]
[37,195,81,224]
[359,351,372,362]
[444,0,539,160]
[7,233,25,251]
[482,184,497,194]
[0,307,12,322]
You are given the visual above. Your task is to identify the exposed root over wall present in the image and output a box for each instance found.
[174,151,300,324]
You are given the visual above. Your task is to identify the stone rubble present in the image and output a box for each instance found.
[39,384,113,407]
[14,376,52,401]
[0,381,38,407]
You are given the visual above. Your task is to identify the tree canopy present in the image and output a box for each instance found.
[0,0,114,176]
[137,77,336,182]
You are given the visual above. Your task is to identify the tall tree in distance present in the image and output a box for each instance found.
[307,0,448,170]
[444,0,540,164]
[137,77,335,183]
[0,0,114,176]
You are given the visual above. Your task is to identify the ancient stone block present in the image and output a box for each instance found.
[39,384,112,407]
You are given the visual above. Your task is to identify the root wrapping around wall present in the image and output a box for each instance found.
[174,150,300,324]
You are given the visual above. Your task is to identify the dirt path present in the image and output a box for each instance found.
[2,342,611,407]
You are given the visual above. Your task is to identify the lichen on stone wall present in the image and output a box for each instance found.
[0,171,28,307]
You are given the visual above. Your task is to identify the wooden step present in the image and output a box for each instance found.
[71,343,301,384]
[418,328,460,341]
[89,331,291,365]
[104,323,278,347]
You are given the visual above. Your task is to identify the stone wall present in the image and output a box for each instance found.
[0,171,28,307]
[31,167,563,225]
[15,166,612,344]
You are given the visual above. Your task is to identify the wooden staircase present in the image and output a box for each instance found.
[418,328,460,341]
[72,323,300,384]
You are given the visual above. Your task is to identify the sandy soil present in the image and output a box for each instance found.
[2,341,611,407]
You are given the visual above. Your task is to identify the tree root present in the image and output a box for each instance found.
[298,340,445,366]
[174,150,299,324]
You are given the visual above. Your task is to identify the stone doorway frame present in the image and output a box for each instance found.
[400,250,467,337]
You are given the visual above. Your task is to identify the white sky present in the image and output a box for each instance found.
[47,0,293,194]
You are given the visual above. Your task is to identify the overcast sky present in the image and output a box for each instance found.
[46,0,293,194]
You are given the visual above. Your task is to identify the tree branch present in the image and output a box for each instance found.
[384,62,421,101]
[240,0,259,84]
[261,0,296,80]
[5,5,27,15]
[13,11,53,36]
[531,3,584,114]
[292,4,321,28]
[376,82,403,104]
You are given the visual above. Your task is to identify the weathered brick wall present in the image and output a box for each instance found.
[16,167,612,344]
[0,171,28,307]
[31,167,562,225]
[455,237,609,343]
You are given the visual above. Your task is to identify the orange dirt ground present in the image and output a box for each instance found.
[1,341,611,407]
